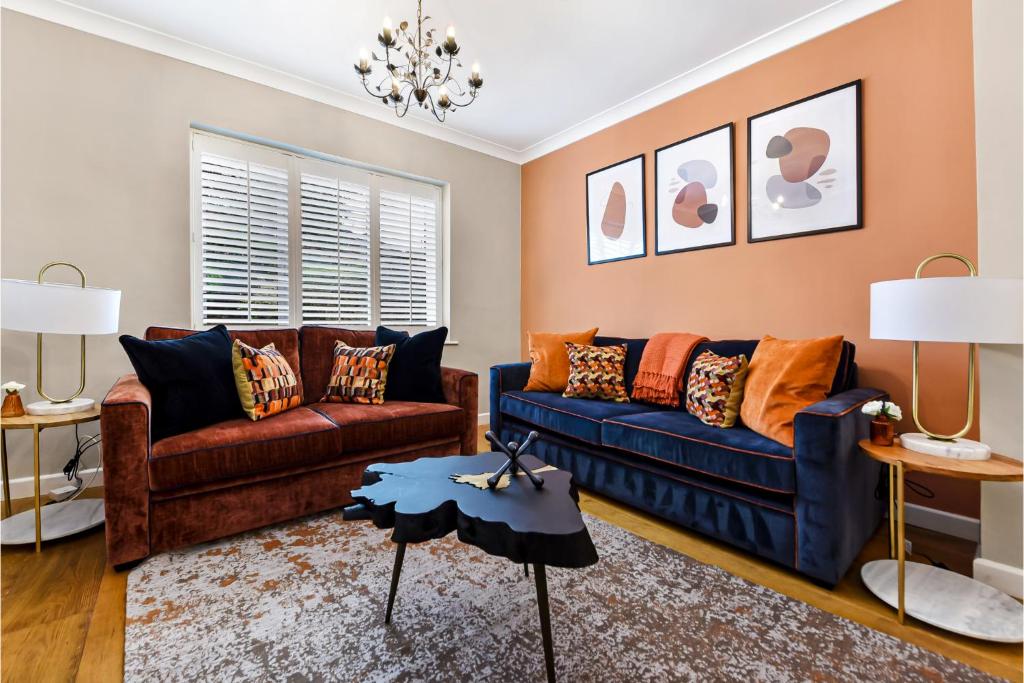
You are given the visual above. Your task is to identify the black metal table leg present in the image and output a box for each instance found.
[385,542,407,625]
[533,563,556,683]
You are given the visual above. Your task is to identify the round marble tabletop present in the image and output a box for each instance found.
[862,559,1023,643]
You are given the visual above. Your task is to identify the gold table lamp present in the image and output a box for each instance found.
[870,253,1023,460]
[1,262,121,415]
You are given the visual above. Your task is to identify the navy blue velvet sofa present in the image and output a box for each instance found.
[490,336,887,586]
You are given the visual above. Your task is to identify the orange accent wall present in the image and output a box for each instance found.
[520,0,980,516]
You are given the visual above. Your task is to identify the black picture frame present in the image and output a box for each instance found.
[585,153,647,265]
[654,122,735,256]
[747,79,862,243]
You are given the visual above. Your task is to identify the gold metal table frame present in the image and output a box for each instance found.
[0,407,102,552]
[862,438,1023,625]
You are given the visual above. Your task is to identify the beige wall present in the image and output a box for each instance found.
[972,0,1023,594]
[0,10,521,481]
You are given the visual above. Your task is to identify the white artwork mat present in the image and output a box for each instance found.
[749,83,859,240]
[586,156,645,263]
[656,126,733,253]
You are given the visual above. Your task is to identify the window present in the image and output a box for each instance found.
[190,132,444,330]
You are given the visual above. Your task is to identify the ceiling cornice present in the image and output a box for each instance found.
[2,0,899,165]
[518,0,900,162]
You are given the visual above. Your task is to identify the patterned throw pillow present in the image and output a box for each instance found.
[562,343,629,403]
[322,342,396,405]
[231,340,302,421]
[685,350,749,428]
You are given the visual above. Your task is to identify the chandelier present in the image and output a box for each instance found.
[353,0,483,122]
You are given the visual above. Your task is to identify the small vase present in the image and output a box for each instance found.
[870,417,895,447]
[1,393,25,418]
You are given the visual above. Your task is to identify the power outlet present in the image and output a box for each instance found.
[904,539,913,556]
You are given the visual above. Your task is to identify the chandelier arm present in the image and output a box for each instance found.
[443,88,476,108]
[397,86,414,117]
[424,91,447,123]
[361,78,383,98]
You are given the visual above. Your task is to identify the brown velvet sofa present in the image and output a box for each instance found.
[101,325,478,567]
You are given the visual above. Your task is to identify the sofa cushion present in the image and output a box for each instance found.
[681,339,856,400]
[310,401,463,452]
[299,326,377,403]
[601,411,795,493]
[376,325,448,403]
[149,406,341,491]
[147,326,304,400]
[593,336,647,395]
[122,325,242,441]
[499,391,660,445]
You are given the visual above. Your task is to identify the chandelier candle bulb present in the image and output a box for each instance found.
[438,86,450,108]
[390,76,400,97]
[381,16,393,44]
[446,25,455,40]
[358,48,369,71]
[472,62,480,78]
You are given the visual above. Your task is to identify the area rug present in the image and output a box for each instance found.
[125,511,1000,682]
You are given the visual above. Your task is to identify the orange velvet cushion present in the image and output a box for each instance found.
[740,335,844,447]
[524,328,599,392]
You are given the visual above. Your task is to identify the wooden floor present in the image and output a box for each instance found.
[1,430,1020,682]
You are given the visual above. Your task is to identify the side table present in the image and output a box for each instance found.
[1,406,104,552]
[859,438,1023,642]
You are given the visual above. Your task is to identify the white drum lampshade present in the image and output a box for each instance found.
[870,271,1023,460]
[1,276,121,415]
[870,277,1023,345]
[2,280,121,336]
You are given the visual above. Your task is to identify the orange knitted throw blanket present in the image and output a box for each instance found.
[631,332,708,407]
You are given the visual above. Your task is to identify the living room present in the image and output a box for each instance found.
[1,0,1021,680]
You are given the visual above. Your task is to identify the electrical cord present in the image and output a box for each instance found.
[49,424,102,504]
[874,465,948,569]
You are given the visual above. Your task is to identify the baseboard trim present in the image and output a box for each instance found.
[0,467,104,501]
[478,412,490,426]
[973,557,1024,599]
[903,502,980,542]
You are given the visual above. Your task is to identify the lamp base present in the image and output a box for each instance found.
[25,397,95,416]
[899,432,991,460]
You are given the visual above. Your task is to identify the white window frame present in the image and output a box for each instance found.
[189,129,450,334]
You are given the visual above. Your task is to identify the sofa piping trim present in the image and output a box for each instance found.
[603,419,794,461]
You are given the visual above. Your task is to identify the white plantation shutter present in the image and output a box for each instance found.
[191,131,444,331]
[378,180,441,326]
[299,167,372,326]
[197,150,290,326]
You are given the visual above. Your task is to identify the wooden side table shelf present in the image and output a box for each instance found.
[0,407,104,552]
[859,438,1023,642]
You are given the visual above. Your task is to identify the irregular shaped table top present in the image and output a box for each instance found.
[351,452,598,569]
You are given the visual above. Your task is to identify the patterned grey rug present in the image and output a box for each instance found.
[125,511,1000,682]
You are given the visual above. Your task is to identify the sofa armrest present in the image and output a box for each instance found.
[792,387,888,585]
[489,362,532,435]
[100,374,153,567]
[441,367,478,455]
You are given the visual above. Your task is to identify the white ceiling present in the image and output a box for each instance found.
[4,0,897,162]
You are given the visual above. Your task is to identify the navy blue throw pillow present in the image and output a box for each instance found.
[119,325,242,441]
[375,325,448,403]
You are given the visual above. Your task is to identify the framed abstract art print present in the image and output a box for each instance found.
[747,80,862,242]
[654,123,734,255]
[585,154,646,265]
